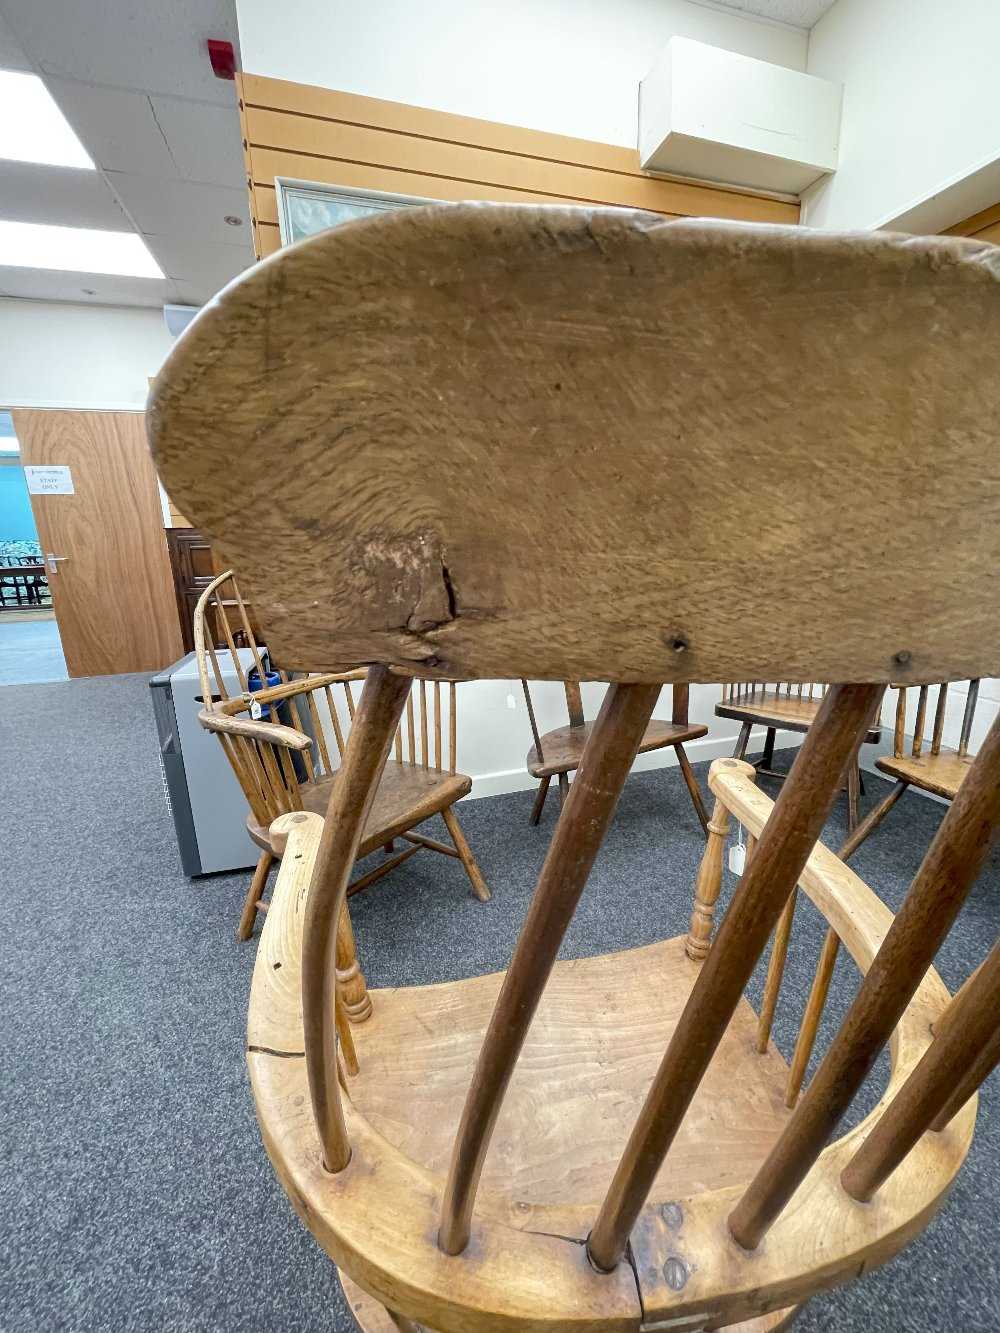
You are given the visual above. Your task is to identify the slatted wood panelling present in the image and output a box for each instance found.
[943,201,1000,244]
[236,73,799,260]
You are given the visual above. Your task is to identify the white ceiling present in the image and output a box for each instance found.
[697,0,836,28]
[0,0,253,309]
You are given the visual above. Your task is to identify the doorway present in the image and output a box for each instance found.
[0,411,68,685]
[2,407,183,683]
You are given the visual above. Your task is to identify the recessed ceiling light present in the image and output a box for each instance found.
[0,220,165,278]
[0,70,94,169]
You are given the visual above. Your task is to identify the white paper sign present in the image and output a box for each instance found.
[24,465,74,495]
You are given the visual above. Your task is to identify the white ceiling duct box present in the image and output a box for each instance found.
[639,37,841,195]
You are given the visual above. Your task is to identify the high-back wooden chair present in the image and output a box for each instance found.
[717,682,881,833]
[840,680,985,859]
[521,679,709,831]
[150,206,1000,1333]
[193,570,490,963]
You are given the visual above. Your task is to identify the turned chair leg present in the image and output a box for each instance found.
[675,743,709,836]
[733,720,752,760]
[237,849,273,942]
[529,775,551,825]
[336,904,373,1023]
[558,771,570,807]
[846,759,861,833]
[840,778,910,862]
[761,726,776,770]
[442,804,491,902]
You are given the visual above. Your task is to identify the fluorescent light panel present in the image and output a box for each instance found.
[0,70,94,169]
[0,219,165,278]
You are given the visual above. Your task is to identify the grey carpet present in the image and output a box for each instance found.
[1,673,997,1332]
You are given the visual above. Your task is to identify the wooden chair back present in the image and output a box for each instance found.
[151,206,1000,1330]
[891,680,982,760]
[194,571,460,831]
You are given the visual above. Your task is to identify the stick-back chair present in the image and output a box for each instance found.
[193,571,491,961]
[840,680,984,860]
[150,206,1000,1333]
[717,682,881,833]
[522,679,709,831]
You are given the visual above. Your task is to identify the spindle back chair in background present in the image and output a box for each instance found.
[839,680,986,860]
[151,205,1000,1332]
[521,679,709,831]
[193,571,490,963]
[717,682,881,833]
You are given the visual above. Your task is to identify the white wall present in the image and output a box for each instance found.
[236,0,806,150]
[803,0,1000,232]
[0,298,172,410]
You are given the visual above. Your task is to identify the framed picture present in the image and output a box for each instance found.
[274,178,436,246]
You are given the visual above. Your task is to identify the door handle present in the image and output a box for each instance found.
[46,553,69,574]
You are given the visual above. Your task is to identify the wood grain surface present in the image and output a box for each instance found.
[15,409,182,676]
[150,207,1000,684]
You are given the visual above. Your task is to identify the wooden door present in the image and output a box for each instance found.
[12,409,183,677]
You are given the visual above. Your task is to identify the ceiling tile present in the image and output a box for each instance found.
[147,233,252,303]
[0,0,241,105]
[704,0,837,29]
[0,10,31,70]
[0,263,174,307]
[148,94,246,188]
[0,159,130,229]
[107,172,251,247]
[43,78,179,177]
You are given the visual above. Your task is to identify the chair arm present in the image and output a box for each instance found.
[216,669,368,716]
[197,706,313,752]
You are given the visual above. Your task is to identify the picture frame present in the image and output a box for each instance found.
[274,178,436,246]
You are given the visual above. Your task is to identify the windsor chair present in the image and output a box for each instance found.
[839,680,985,860]
[522,680,709,830]
[717,683,881,832]
[150,204,1000,1332]
[193,571,490,968]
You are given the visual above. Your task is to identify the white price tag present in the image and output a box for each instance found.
[728,841,746,875]
[250,699,263,720]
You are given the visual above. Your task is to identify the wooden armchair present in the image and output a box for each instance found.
[522,680,709,831]
[717,682,881,832]
[840,680,983,859]
[193,571,491,956]
[150,204,1000,1331]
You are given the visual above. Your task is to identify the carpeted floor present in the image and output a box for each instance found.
[2,673,997,1332]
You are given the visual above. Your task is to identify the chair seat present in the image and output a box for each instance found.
[876,747,975,800]
[247,760,471,855]
[527,718,708,779]
[348,934,792,1204]
[717,691,881,743]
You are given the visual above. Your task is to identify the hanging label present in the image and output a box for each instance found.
[250,699,263,721]
[729,842,747,875]
[25,465,74,495]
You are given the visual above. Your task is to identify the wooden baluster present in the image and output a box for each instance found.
[785,926,840,1107]
[684,793,735,962]
[911,684,928,758]
[301,667,411,1171]
[729,709,1000,1250]
[565,680,585,728]
[893,686,907,757]
[449,682,457,775]
[406,690,416,764]
[438,682,661,1256]
[931,1027,1000,1132]
[337,899,373,1023]
[434,680,442,770]
[842,937,1000,1200]
[419,679,429,768]
[306,688,333,777]
[959,679,980,757]
[588,684,884,1273]
[931,682,948,756]
[756,888,796,1055]
[324,685,346,760]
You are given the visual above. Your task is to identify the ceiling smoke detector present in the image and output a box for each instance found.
[224,215,243,226]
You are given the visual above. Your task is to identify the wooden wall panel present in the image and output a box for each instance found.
[236,72,799,261]
[943,201,1000,243]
